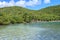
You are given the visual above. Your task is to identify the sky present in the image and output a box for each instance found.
[0,0,60,10]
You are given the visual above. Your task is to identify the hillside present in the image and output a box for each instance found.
[0,5,60,25]
[38,5,60,15]
[35,5,60,21]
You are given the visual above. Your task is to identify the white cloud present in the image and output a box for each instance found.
[16,0,41,7]
[16,0,26,7]
[0,0,51,8]
[0,1,7,7]
[25,0,41,6]
[44,0,50,4]
[8,0,15,6]
[0,0,15,8]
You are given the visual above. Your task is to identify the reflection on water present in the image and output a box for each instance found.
[0,22,60,40]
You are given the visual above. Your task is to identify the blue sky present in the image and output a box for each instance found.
[0,0,60,10]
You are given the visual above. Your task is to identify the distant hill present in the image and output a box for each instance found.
[0,5,60,25]
[38,5,60,16]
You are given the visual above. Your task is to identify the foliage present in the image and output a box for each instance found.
[0,5,60,25]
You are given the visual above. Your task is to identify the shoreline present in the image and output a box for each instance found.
[31,20,60,23]
[0,20,60,25]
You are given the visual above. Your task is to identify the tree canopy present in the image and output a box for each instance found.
[0,5,60,25]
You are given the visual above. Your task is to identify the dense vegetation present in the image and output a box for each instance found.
[0,5,60,25]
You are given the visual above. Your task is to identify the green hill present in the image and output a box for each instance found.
[38,5,60,15]
[0,5,60,25]
[36,5,60,21]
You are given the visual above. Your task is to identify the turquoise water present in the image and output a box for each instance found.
[0,22,60,40]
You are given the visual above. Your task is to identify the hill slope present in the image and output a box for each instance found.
[0,5,60,25]
[38,5,60,15]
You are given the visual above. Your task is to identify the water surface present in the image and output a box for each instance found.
[0,22,60,40]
